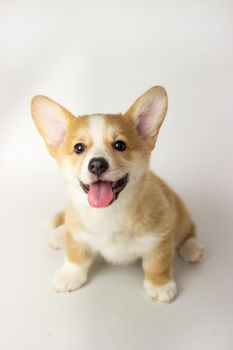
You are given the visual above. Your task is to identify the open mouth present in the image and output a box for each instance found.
[80,174,129,208]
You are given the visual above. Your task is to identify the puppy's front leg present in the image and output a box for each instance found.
[142,238,177,303]
[53,232,94,293]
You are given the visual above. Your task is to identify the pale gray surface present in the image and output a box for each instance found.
[1,1,233,349]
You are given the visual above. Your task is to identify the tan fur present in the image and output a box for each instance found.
[66,231,91,265]
[126,171,195,286]
[143,238,174,285]
[63,170,195,289]
[31,86,203,302]
[51,212,65,228]
[65,201,84,233]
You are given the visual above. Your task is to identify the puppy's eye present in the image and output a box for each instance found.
[74,143,86,154]
[113,140,126,152]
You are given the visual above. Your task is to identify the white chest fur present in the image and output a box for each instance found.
[74,227,159,264]
[69,186,160,264]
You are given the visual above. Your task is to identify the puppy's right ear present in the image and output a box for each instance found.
[31,96,74,157]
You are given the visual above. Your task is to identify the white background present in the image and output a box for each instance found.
[0,1,233,349]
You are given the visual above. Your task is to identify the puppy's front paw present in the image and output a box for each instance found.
[144,279,177,303]
[53,262,87,293]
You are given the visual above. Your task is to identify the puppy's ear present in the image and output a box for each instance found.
[31,96,74,157]
[124,86,168,147]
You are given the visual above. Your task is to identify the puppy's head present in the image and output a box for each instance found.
[31,86,168,208]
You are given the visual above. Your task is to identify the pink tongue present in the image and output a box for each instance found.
[88,181,113,208]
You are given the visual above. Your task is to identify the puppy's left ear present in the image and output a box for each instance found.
[124,86,168,147]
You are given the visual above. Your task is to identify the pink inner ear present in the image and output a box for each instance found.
[44,117,67,146]
[136,119,149,139]
[136,110,154,140]
[53,125,65,146]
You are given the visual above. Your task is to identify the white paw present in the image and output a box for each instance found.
[179,238,204,263]
[53,262,87,293]
[49,225,66,249]
[144,279,177,303]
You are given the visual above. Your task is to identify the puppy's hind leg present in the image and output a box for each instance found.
[173,195,204,263]
[178,224,204,263]
[49,212,66,249]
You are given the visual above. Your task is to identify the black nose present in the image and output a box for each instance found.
[88,157,109,176]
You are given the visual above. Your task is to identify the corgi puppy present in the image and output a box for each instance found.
[31,86,204,303]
